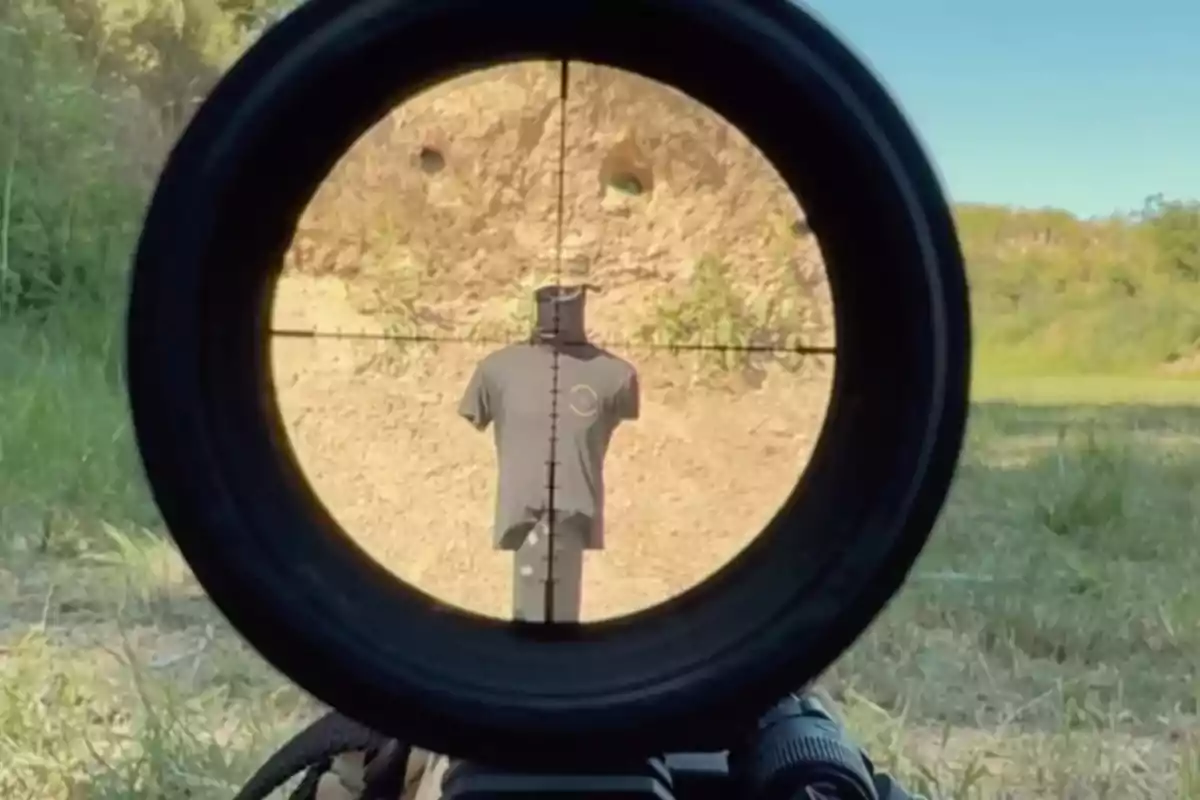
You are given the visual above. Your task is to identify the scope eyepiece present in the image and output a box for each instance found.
[730,693,878,800]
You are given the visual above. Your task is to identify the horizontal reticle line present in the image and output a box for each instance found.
[270,327,837,356]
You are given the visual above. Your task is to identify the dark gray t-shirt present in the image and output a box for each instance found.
[458,342,639,549]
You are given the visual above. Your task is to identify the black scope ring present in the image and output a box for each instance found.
[126,0,971,766]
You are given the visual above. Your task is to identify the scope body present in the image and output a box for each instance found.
[440,752,915,800]
[427,695,917,800]
[442,754,722,800]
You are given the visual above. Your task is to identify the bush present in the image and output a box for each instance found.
[0,2,160,548]
[638,252,832,386]
[0,1,150,324]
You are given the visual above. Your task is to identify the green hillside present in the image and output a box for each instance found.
[958,200,1200,374]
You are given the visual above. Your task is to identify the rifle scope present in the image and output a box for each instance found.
[125,0,972,769]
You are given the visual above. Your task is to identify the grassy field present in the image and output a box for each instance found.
[836,380,1200,797]
[2,327,1198,798]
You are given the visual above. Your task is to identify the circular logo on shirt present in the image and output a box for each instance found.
[568,384,599,417]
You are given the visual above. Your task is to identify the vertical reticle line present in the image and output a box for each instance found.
[544,58,570,622]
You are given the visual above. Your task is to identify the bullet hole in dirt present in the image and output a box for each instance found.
[418,146,446,174]
[599,138,654,198]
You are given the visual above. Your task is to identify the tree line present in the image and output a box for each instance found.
[959,199,1200,372]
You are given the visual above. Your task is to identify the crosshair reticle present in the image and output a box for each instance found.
[268,61,838,624]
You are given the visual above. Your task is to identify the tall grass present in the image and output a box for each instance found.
[1,531,317,798]
[0,1,159,557]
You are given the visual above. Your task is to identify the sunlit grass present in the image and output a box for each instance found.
[973,371,1200,406]
[0,528,318,798]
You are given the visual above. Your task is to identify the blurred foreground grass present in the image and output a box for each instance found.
[2,330,1198,797]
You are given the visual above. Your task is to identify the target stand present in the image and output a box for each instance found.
[509,512,588,623]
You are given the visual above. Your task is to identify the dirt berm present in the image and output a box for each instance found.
[270,63,835,621]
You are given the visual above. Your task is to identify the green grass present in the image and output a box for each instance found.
[828,393,1200,796]
[2,320,1198,797]
[0,319,156,557]
[972,372,1200,406]
[0,527,319,798]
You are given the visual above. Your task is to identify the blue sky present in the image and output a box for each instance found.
[802,0,1200,217]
